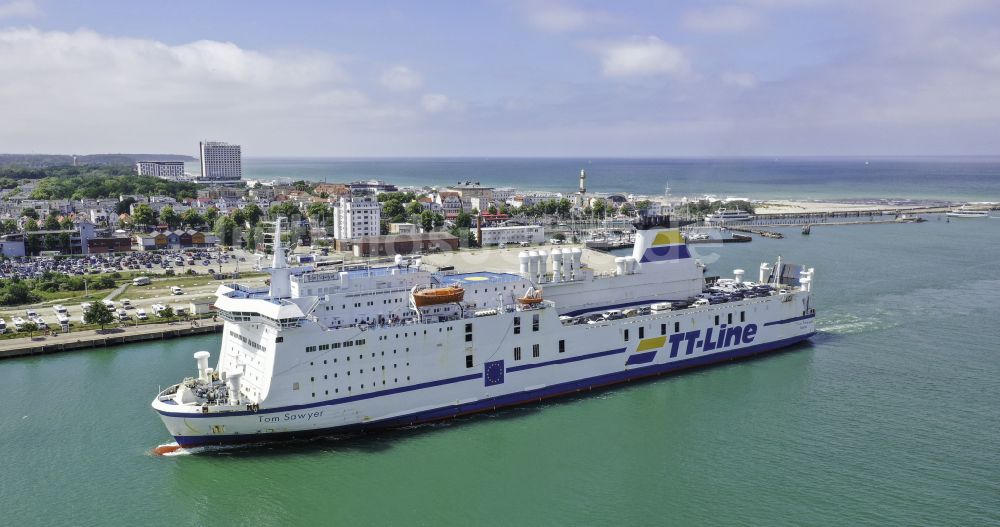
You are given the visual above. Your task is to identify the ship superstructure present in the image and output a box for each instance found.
[152,216,816,447]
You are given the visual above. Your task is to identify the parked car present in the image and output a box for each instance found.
[171,286,184,295]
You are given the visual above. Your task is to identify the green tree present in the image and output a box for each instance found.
[242,203,263,226]
[306,202,331,220]
[455,210,472,228]
[160,306,175,321]
[25,234,42,255]
[84,301,115,331]
[181,208,204,228]
[115,197,136,215]
[433,213,445,229]
[21,320,38,338]
[24,219,39,231]
[487,205,498,215]
[0,219,17,234]
[21,208,38,220]
[406,201,424,215]
[269,201,301,220]
[553,232,566,241]
[60,217,75,230]
[131,204,157,227]
[44,215,61,230]
[214,216,239,246]
[204,207,219,225]
[420,210,435,232]
[160,206,180,228]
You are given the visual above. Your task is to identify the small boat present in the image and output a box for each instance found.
[517,287,544,306]
[946,205,989,218]
[412,285,465,307]
[801,224,811,235]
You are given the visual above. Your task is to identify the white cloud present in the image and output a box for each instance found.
[0,28,442,154]
[0,0,40,19]
[379,65,423,92]
[682,5,761,33]
[421,93,464,113]
[721,71,757,88]
[519,1,612,32]
[590,36,690,78]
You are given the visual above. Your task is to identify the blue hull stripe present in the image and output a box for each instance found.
[157,372,483,418]
[171,333,815,447]
[625,350,657,365]
[763,313,816,326]
[506,347,626,373]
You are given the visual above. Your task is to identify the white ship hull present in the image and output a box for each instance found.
[153,292,814,447]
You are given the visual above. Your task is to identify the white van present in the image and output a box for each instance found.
[102,299,115,310]
[132,276,151,286]
[136,309,148,321]
[171,286,184,295]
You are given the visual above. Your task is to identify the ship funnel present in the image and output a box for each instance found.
[759,263,771,283]
[518,251,530,278]
[537,250,548,283]
[269,217,292,298]
[571,248,583,279]
[227,370,243,405]
[551,249,563,282]
[527,251,539,282]
[194,351,210,381]
[734,269,745,284]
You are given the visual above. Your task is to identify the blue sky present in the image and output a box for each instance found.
[1,0,999,156]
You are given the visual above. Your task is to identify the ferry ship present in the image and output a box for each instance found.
[151,215,816,447]
[704,208,753,224]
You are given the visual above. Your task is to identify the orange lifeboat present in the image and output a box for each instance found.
[412,285,465,307]
[517,288,544,306]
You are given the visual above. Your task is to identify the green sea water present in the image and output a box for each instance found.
[1,216,998,526]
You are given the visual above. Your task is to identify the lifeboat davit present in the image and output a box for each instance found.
[517,287,544,306]
[412,285,465,307]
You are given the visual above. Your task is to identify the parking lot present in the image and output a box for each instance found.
[0,247,260,281]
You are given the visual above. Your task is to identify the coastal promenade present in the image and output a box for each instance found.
[0,320,223,359]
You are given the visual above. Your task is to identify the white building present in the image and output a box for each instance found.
[476,225,545,246]
[89,208,117,226]
[199,141,242,182]
[333,195,382,240]
[493,187,517,203]
[136,161,185,179]
[389,222,418,234]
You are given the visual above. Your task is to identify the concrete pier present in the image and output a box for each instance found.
[0,320,224,359]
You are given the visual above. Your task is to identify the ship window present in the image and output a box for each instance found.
[532,314,540,331]
[624,329,629,342]
[465,323,472,333]
[465,354,473,368]
[514,316,520,334]
[305,346,317,353]
[319,344,329,351]
[675,322,680,333]
[532,344,540,358]
[276,336,283,343]
[741,311,745,322]
[559,340,565,353]
[714,315,719,325]
[465,334,472,342]
[514,346,522,361]
[728,313,733,324]
[639,327,645,339]
[661,324,666,335]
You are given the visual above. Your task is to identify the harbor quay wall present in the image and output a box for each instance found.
[0,321,223,360]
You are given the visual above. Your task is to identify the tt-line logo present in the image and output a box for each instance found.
[668,323,758,356]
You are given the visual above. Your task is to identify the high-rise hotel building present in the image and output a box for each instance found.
[199,141,242,182]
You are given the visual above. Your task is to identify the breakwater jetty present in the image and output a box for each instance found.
[0,320,223,359]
